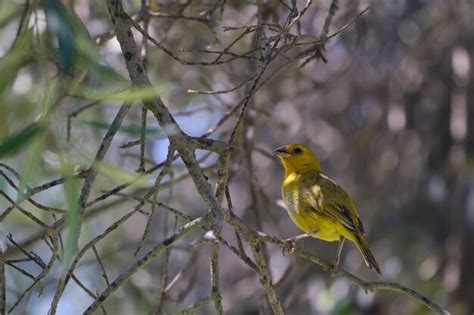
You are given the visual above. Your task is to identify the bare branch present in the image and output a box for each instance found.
[83,215,210,314]
[0,243,5,315]
[224,211,450,315]
[250,240,284,314]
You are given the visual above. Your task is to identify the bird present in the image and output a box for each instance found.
[274,143,381,274]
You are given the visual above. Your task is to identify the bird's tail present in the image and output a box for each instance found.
[354,234,381,274]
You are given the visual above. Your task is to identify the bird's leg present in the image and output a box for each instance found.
[283,231,317,255]
[331,237,345,276]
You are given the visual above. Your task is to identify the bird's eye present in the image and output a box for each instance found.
[292,147,303,154]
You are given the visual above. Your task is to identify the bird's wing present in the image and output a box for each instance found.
[305,174,364,233]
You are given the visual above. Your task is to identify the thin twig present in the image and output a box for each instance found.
[8,234,59,313]
[148,12,209,24]
[187,78,250,95]
[0,243,5,315]
[249,240,284,315]
[138,106,147,173]
[83,215,211,314]
[327,5,371,40]
[181,295,213,314]
[134,145,176,256]
[0,191,50,228]
[210,243,223,314]
[92,245,110,286]
[67,100,101,142]
[0,171,66,216]
[320,0,339,40]
[6,235,46,268]
[48,162,183,314]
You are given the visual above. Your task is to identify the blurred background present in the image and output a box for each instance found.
[1,0,473,314]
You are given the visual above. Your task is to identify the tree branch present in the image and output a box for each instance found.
[224,211,450,315]
[105,0,224,221]
[83,215,211,314]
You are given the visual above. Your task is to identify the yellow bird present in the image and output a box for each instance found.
[275,144,381,274]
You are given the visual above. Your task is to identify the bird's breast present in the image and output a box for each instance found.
[282,173,304,217]
[282,187,299,214]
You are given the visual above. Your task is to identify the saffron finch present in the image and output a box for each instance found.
[275,144,381,274]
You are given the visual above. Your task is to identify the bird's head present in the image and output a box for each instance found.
[274,144,321,176]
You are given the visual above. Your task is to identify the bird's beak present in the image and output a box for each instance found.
[274,146,290,156]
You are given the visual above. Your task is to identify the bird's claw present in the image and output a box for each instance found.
[282,239,296,256]
[330,261,339,277]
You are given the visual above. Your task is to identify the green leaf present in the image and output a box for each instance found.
[61,161,81,270]
[0,28,33,93]
[17,126,46,203]
[94,161,148,186]
[15,81,55,203]
[44,0,100,73]
[91,63,129,84]
[74,85,166,103]
[74,120,165,137]
[0,123,44,158]
[0,2,17,29]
